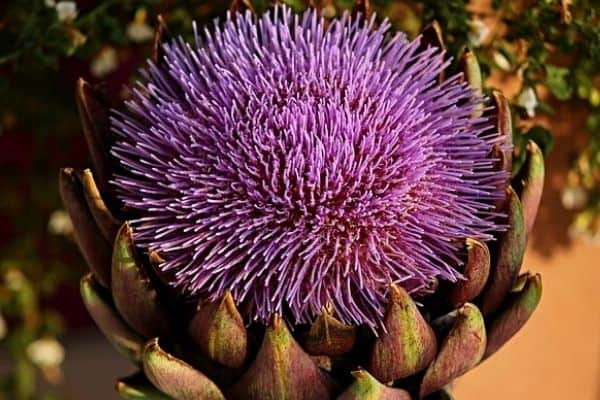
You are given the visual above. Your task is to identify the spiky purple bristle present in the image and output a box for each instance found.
[111,6,507,330]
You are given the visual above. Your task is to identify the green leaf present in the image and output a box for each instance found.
[587,113,600,132]
[282,0,308,12]
[545,65,573,101]
[536,101,554,114]
[100,15,128,45]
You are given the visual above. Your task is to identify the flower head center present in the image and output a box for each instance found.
[111,6,506,330]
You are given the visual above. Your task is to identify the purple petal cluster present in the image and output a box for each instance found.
[111,6,507,330]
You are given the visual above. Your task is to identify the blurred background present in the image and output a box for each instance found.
[0,0,599,399]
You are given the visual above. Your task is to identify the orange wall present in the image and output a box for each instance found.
[456,242,600,399]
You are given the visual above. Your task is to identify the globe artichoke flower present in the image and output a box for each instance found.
[60,1,545,399]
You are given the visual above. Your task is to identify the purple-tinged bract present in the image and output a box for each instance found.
[111,6,507,330]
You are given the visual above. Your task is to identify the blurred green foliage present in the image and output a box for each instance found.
[0,0,599,398]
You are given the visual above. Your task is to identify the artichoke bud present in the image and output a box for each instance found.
[61,4,546,398]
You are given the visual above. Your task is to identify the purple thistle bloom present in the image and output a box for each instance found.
[111,6,507,331]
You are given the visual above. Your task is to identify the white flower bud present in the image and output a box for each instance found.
[127,22,154,43]
[48,210,73,235]
[561,186,588,210]
[492,50,512,72]
[26,338,65,369]
[468,19,489,48]
[126,8,154,43]
[518,87,538,118]
[90,47,118,78]
[55,1,78,23]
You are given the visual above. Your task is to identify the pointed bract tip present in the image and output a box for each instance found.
[148,250,165,265]
[303,310,357,356]
[339,369,411,400]
[388,283,407,303]
[448,238,490,307]
[115,372,170,399]
[152,15,170,64]
[229,312,335,400]
[188,291,247,369]
[230,0,254,14]
[80,168,120,243]
[518,140,545,237]
[460,47,482,93]
[74,76,113,195]
[420,20,445,51]
[60,168,112,287]
[112,223,168,339]
[352,0,373,20]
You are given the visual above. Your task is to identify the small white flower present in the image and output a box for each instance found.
[468,19,489,48]
[127,22,154,43]
[48,210,73,235]
[561,186,588,210]
[26,338,65,368]
[126,9,154,44]
[90,47,118,78]
[45,0,56,7]
[55,1,78,23]
[518,87,538,118]
[492,50,512,72]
